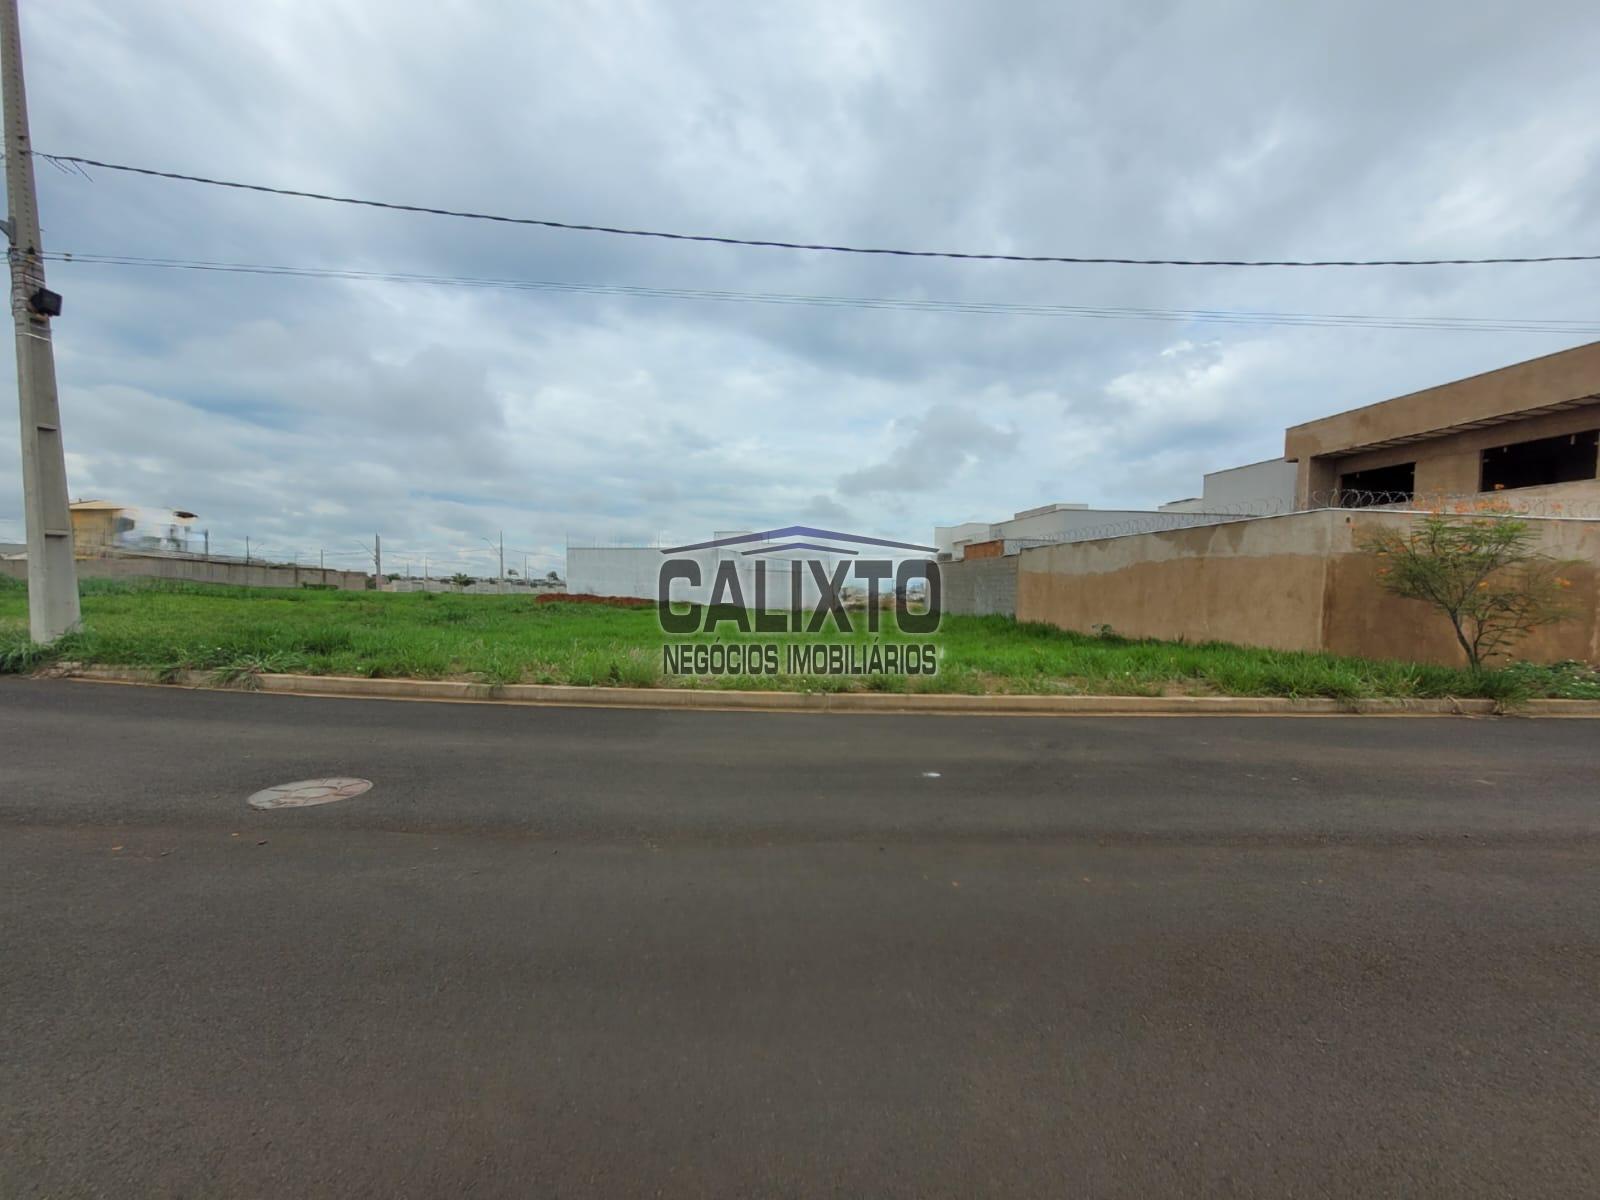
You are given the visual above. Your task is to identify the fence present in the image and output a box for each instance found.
[0,516,566,590]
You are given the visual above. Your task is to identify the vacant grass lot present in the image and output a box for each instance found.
[2,577,1596,700]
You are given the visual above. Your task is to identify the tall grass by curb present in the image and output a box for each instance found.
[2,576,1597,700]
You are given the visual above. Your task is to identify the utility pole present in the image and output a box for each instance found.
[319,547,324,569]
[3,0,77,642]
[244,536,251,564]
[203,530,210,558]
[373,534,382,579]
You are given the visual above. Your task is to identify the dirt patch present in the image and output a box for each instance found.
[535,593,654,609]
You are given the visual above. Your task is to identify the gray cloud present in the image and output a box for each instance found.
[1,0,1596,564]
[837,403,1019,496]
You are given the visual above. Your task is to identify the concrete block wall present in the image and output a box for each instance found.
[0,553,371,591]
[940,556,1018,618]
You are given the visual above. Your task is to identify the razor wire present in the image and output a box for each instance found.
[998,489,1600,550]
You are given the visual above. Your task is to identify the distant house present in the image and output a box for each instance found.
[69,501,198,557]
[68,501,133,556]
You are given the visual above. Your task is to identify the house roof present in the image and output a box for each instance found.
[69,501,198,519]
[1283,340,1600,462]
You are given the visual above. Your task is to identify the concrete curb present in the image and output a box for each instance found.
[46,664,1600,717]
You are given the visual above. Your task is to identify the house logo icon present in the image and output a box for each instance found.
[655,524,942,642]
[659,525,939,558]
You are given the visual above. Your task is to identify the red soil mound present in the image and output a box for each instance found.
[534,593,654,608]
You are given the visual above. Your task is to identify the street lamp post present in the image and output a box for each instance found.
[478,532,505,593]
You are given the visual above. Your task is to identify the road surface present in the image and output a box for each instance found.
[3,678,1597,1197]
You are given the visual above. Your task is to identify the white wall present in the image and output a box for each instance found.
[994,507,1167,542]
[938,507,1166,553]
[567,547,662,600]
[568,543,850,607]
[935,463,1299,560]
[1160,458,1297,513]
[937,503,1252,557]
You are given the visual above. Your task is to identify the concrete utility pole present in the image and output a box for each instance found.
[374,534,382,579]
[3,0,77,642]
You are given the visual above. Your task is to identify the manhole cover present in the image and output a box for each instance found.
[247,778,373,810]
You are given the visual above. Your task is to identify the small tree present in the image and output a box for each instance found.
[1359,513,1576,669]
[450,572,474,589]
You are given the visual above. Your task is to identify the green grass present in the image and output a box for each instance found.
[0,575,1594,700]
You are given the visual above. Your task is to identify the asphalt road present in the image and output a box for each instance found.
[3,678,1598,1198]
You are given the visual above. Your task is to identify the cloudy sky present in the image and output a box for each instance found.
[2,0,1598,575]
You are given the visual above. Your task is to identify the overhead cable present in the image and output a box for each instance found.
[42,251,1600,334]
[37,154,1600,269]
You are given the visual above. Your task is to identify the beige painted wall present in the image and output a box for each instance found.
[1017,513,1337,653]
[70,508,123,556]
[1322,512,1600,664]
[1017,509,1600,666]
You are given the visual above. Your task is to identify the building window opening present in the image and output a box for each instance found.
[1480,429,1598,492]
[1338,462,1415,507]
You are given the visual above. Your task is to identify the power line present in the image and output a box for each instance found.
[37,153,1600,269]
[41,251,1600,335]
